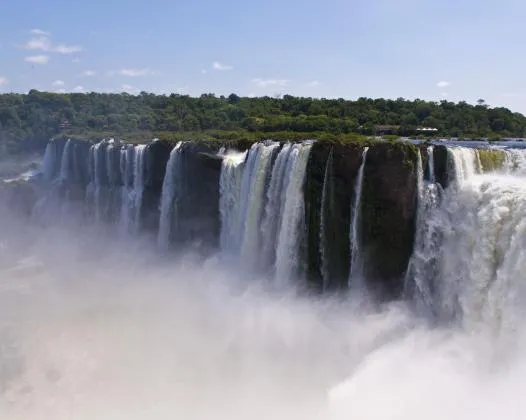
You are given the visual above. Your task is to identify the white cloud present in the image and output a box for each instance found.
[73,85,84,92]
[30,29,51,37]
[437,81,450,88]
[52,44,83,54]
[52,80,65,87]
[19,31,83,55]
[213,61,233,71]
[55,88,66,94]
[80,70,96,77]
[247,92,256,98]
[108,68,156,77]
[306,80,320,87]
[120,84,139,94]
[25,55,50,64]
[252,78,289,88]
[0,76,8,87]
[201,69,208,74]
[20,36,51,51]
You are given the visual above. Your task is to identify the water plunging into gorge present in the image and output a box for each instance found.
[6,137,526,419]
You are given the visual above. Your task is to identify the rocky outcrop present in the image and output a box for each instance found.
[360,142,419,299]
[304,141,369,292]
[174,143,222,253]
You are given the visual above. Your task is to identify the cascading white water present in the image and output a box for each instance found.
[503,148,526,173]
[274,142,312,285]
[260,143,293,270]
[133,144,147,234]
[447,146,480,185]
[320,147,334,290]
[404,149,442,317]
[59,139,72,183]
[157,142,184,251]
[408,145,526,334]
[239,142,280,267]
[219,150,248,256]
[41,141,57,183]
[92,141,105,223]
[348,146,369,289]
[106,142,115,186]
[119,145,135,235]
[427,145,435,183]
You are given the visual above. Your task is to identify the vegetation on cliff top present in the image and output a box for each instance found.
[1,90,525,154]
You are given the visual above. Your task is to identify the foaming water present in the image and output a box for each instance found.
[0,211,524,420]
[5,143,526,419]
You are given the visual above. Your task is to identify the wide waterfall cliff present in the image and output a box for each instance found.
[4,136,526,419]
[18,137,526,312]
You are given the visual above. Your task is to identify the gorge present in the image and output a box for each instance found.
[1,136,526,419]
[27,136,526,309]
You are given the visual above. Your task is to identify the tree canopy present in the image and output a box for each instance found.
[1,90,525,154]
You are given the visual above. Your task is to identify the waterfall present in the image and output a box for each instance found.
[239,142,280,267]
[119,145,135,235]
[348,146,369,289]
[320,147,334,291]
[260,143,293,270]
[59,139,72,184]
[157,142,184,251]
[41,141,56,183]
[219,150,247,256]
[132,144,147,234]
[427,145,435,183]
[447,146,479,185]
[503,148,526,173]
[404,149,442,317]
[274,142,313,285]
[92,141,105,223]
[405,144,526,333]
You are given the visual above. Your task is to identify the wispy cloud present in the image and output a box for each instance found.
[201,69,208,74]
[306,80,320,87]
[120,84,140,94]
[0,76,8,87]
[72,57,81,64]
[252,78,289,88]
[108,68,157,77]
[52,44,83,54]
[52,80,65,87]
[20,36,51,51]
[30,28,51,37]
[73,85,84,92]
[437,81,450,88]
[213,61,233,71]
[80,70,96,77]
[19,30,83,55]
[25,55,50,64]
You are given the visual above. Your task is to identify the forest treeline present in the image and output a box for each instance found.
[1,89,525,154]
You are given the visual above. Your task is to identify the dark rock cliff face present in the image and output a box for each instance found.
[174,143,222,254]
[433,145,449,189]
[304,141,367,293]
[360,142,419,299]
[18,137,423,298]
[141,140,173,233]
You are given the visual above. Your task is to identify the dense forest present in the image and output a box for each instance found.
[1,90,526,154]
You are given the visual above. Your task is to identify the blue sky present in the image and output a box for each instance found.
[1,0,526,113]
